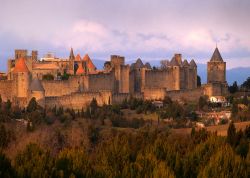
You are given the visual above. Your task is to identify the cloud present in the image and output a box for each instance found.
[0,0,250,68]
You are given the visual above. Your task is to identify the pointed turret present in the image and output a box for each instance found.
[69,48,75,60]
[210,47,223,62]
[133,58,144,68]
[83,54,96,71]
[13,58,29,73]
[144,62,152,69]
[207,47,226,84]
[75,54,81,61]
[190,59,197,68]
[183,59,189,67]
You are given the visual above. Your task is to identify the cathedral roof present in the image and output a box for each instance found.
[76,63,85,75]
[75,54,81,61]
[13,58,29,73]
[190,59,197,68]
[30,78,44,92]
[83,54,96,70]
[210,47,224,62]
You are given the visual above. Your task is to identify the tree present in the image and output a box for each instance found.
[55,148,94,178]
[228,81,238,94]
[5,99,11,112]
[198,145,247,178]
[197,75,201,87]
[14,143,54,178]
[27,97,38,112]
[198,96,208,110]
[90,98,98,114]
[241,77,250,90]
[0,124,11,148]
[42,74,54,80]
[0,152,16,178]
[163,96,173,106]
[160,60,169,69]
[231,101,238,118]
[0,95,2,109]
[227,122,236,147]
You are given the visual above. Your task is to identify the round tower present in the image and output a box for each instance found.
[13,58,30,98]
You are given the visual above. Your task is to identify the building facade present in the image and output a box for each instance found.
[0,47,228,109]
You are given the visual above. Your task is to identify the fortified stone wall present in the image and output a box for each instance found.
[143,87,167,100]
[167,88,203,102]
[203,82,228,97]
[112,93,143,104]
[0,80,14,101]
[41,77,81,97]
[45,91,112,110]
[88,72,115,92]
[145,69,176,91]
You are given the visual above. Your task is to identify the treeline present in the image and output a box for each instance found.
[229,77,250,94]
[1,122,250,178]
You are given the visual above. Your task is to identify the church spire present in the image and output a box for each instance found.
[69,47,75,60]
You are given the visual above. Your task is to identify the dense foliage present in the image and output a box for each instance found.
[0,123,249,178]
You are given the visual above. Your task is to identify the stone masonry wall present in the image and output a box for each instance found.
[88,72,115,92]
[0,80,14,101]
[45,91,112,110]
[145,69,176,91]
[41,77,81,97]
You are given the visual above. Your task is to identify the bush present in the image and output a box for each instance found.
[42,74,54,80]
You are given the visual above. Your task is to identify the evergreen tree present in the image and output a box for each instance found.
[228,81,238,94]
[227,122,236,147]
[0,124,10,148]
[0,152,16,178]
[197,75,201,87]
[27,97,38,112]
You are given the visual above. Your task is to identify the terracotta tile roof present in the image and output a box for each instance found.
[76,63,85,75]
[33,63,59,70]
[75,54,81,61]
[13,58,29,73]
[83,54,96,70]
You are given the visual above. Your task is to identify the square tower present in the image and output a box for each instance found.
[207,47,226,83]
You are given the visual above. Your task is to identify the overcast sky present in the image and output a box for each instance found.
[0,0,250,70]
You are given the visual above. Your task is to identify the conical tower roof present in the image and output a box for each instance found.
[30,78,44,91]
[135,58,144,68]
[144,62,152,69]
[190,59,197,68]
[13,58,29,73]
[76,63,85,75]
[210,47,223,62]
[183,59,189,67]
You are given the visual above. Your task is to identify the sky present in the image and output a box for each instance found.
[0,0,250,71]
